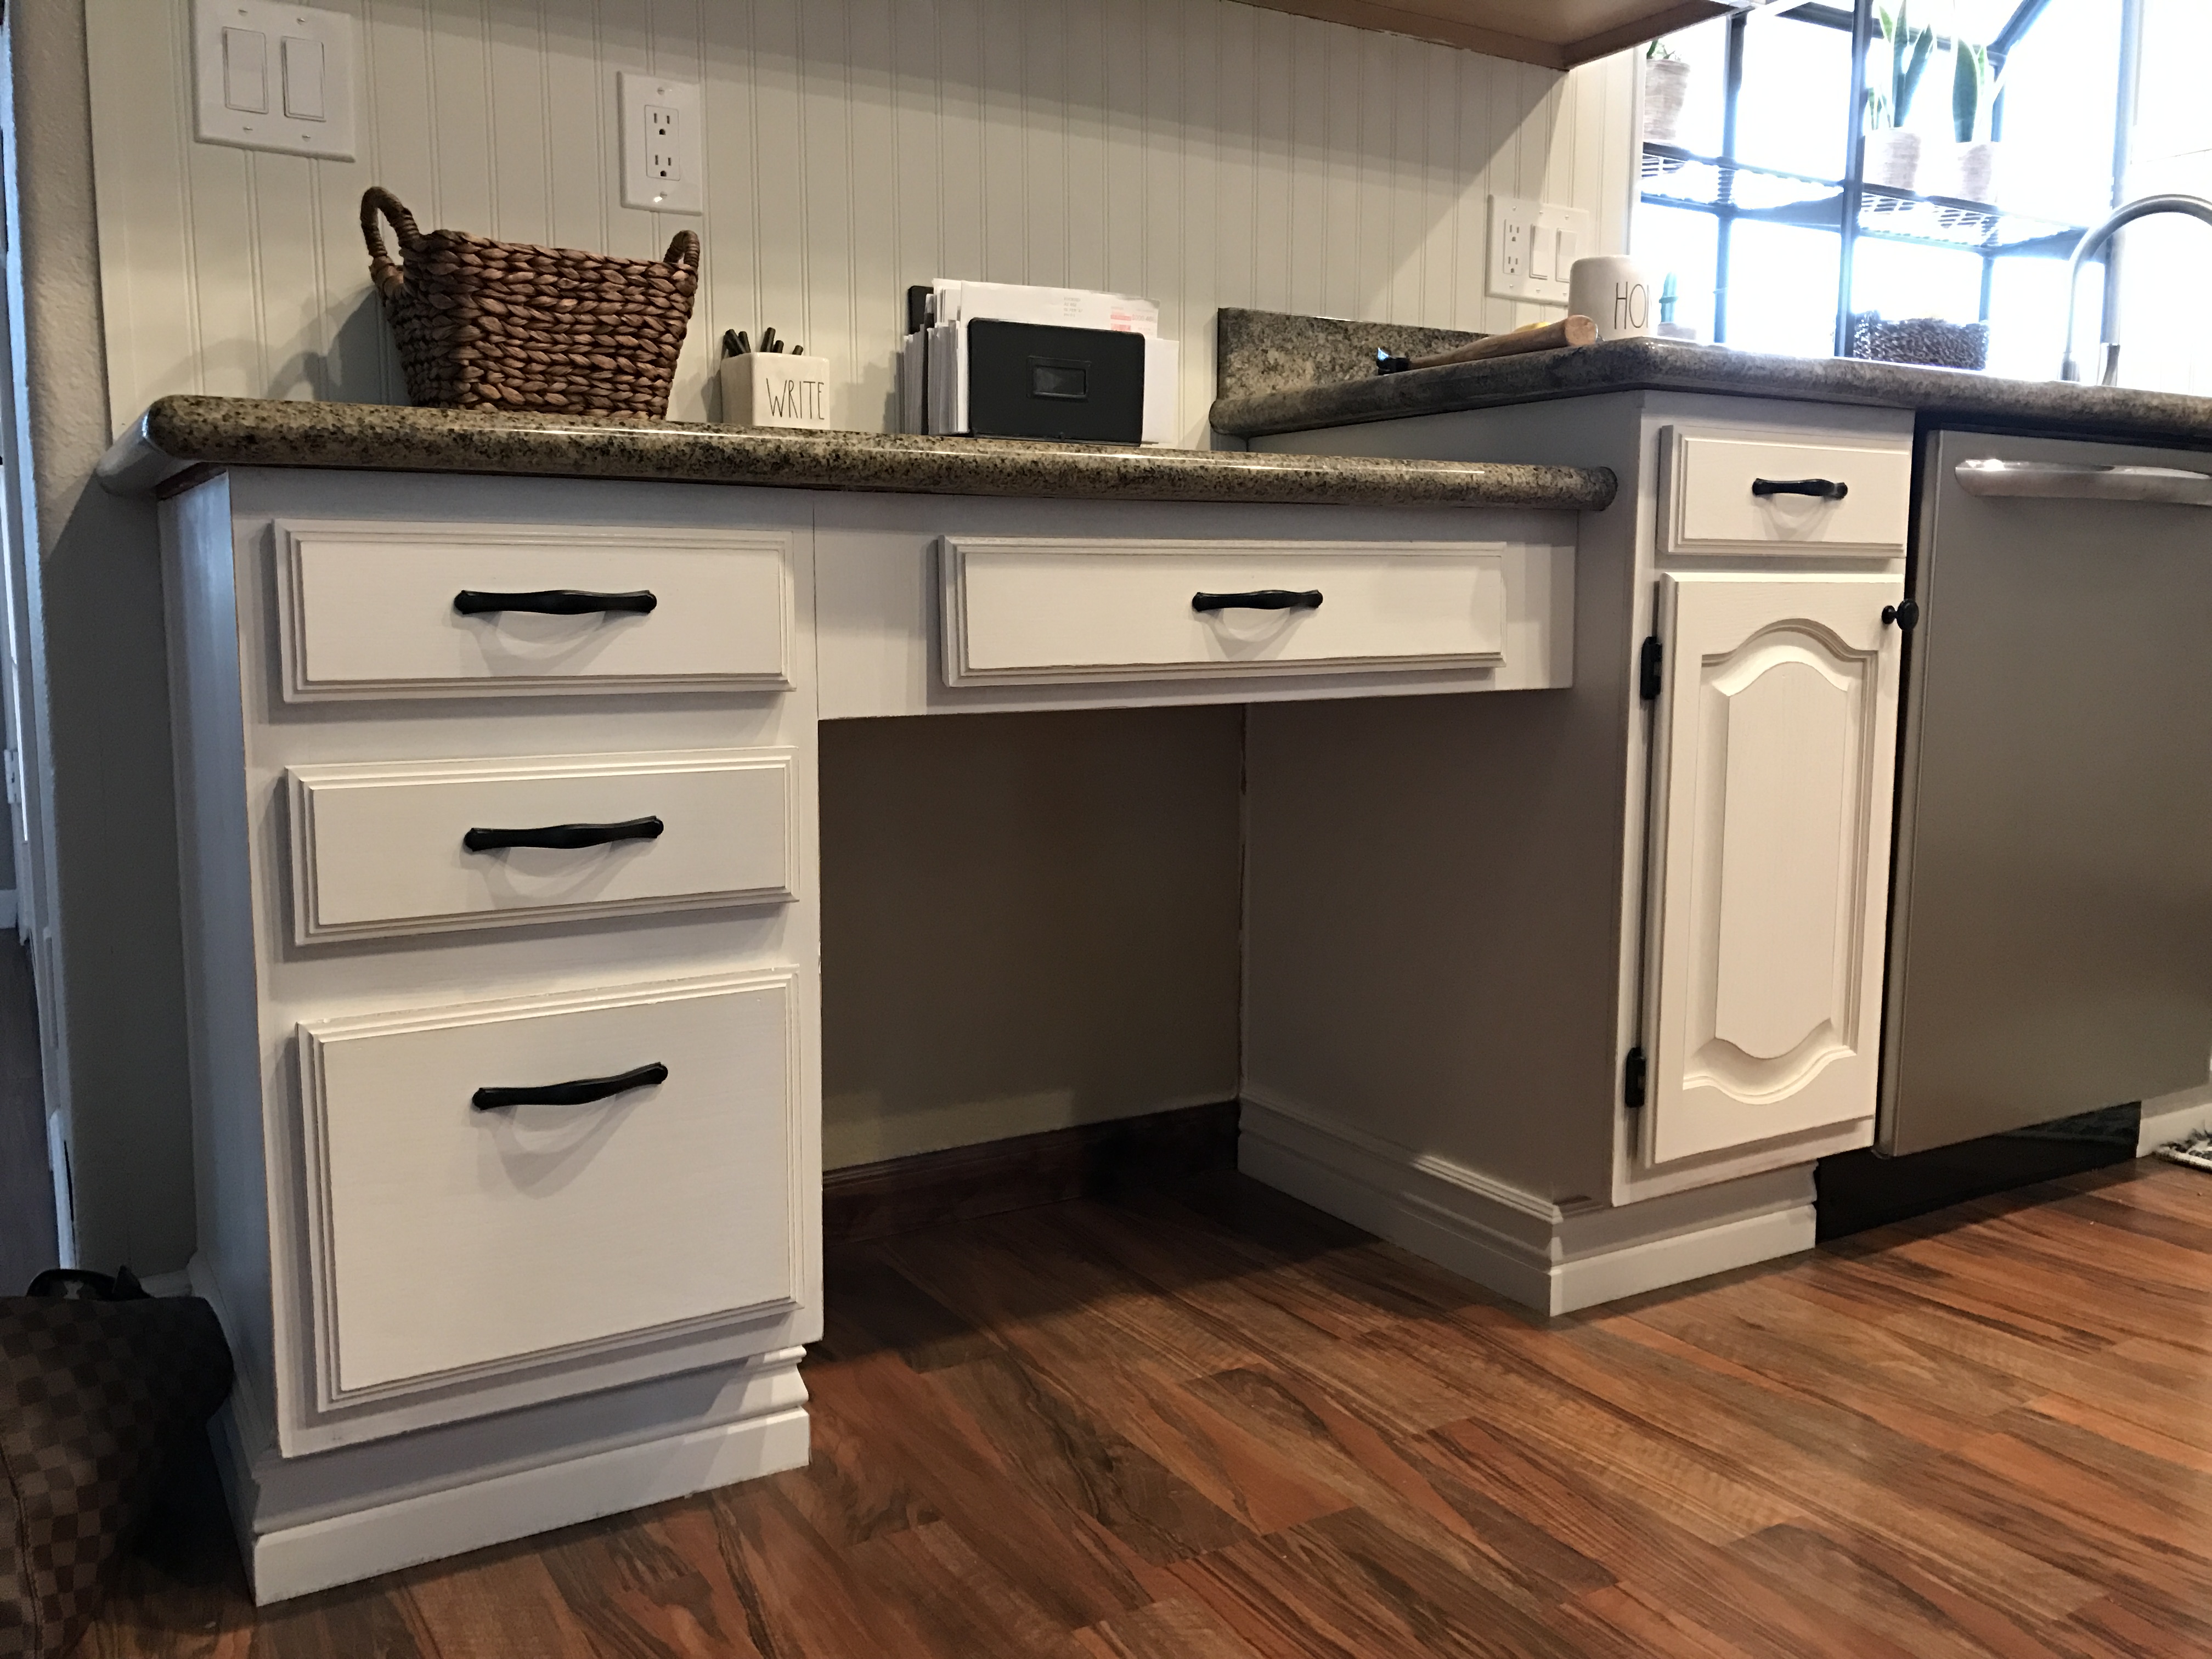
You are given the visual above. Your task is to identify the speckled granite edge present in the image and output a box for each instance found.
[98,396,1616,511]
[1210,334,2212,449]
[1216,307,1486,402]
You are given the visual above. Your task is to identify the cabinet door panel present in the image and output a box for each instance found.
[1645,572,1903,1164]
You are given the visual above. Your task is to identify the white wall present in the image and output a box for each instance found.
[88,0,1638,445]
[5,2,197,1278]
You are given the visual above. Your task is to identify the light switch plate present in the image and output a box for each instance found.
[193,0,356,160]
[619,71,704,215]
[1488,195,1594,305]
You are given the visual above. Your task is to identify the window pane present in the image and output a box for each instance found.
[1992,0,2122,224]
[1726,223,1841,357]
[1735,14,1850,180]
[1852,239,1984,326]
[1633,204,1721,341]
[1986,256,2103,381]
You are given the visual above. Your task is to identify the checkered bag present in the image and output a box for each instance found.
[0,1268,232,1657]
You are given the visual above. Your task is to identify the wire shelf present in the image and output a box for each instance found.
[1640,143,2085,257]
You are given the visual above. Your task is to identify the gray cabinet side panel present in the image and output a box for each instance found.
[165,476,274,1396]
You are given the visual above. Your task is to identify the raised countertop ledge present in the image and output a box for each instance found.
[97,395,1617,511]
[1209,335,2212,448]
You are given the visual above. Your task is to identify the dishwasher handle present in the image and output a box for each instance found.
[1955,459,2212,506]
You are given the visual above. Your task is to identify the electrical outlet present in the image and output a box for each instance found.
[1489,196,1531,298]
[647,105,681,182]
[619,71,703,214]
[1489,195,1594,305]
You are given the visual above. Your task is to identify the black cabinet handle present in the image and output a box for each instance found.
[1882,598,1920,632]
[1192,589,1324,614]
[462,816,664,853]
[453,589,658,617]
[472,1061,668,1112]
[1751,477,1849,501]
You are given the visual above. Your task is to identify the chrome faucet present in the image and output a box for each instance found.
[2061,193,2212,384]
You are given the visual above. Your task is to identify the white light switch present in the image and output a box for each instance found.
[1489,195,1594,306]
[222,27,267,113]
[194,1,354,160]
[282,36,326,121]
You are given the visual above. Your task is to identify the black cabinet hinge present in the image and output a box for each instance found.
[1639,636,1663,701]
[1624,1046,1647,1110]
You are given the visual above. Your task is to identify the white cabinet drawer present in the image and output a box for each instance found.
[940,537,1509,686]
[275,520,794,699]
[297,973,800,1406]
[285,748,795,943]
[1663,432,1912,555]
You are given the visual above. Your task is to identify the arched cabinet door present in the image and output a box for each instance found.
[1642,571,1904,1164]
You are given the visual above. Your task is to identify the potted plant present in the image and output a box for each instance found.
[1948,40,2004,205]
[1644,38,1692,148]
[1864,4,1934,192]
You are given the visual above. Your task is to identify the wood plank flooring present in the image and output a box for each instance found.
[82,1161,2212,1657]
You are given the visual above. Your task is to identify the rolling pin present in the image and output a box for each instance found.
[1376,314,1597,374]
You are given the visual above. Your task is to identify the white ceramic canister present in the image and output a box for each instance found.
[720,351,850,429]
[1568,257,1657,342]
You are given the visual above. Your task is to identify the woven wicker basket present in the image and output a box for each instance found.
[362,187,701,417]
[1850,312,1988,371]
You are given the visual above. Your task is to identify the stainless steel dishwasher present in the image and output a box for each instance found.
[1880,429,2212,1155]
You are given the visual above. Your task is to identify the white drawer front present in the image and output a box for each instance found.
[1664,433,1911,555]
[298,974,800,1403]
[940,538,1508,686]
[286,749,795,943]
[276,520,794,699]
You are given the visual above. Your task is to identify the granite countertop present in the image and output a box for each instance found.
[97,395,1617,512]
[1209,325,2212,451]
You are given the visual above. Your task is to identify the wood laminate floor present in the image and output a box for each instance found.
[83,1161,2212,1658]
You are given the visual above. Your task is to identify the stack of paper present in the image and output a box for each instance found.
[898,280,1178,443]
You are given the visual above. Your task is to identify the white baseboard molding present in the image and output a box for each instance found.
[212,1370,811,1604]
[1239,1088,1815,1317]
[2140,1083,2212,1156]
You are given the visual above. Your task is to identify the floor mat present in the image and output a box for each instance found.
[2155,1127,2212,1173]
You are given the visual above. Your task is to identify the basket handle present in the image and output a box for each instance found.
[360,187,425,299]
[663,229,701,273]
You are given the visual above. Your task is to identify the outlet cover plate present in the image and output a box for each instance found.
[1489,195,1593,305]
[619,71,703,215]
[192,0,357,160]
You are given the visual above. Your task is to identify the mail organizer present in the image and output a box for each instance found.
[964,320,1146,444]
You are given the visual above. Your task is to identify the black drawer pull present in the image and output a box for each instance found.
[472,1062,668,1112]
[1751,477,1849,501]
[453,589,658,617]
[1192,589,1324,614]
[462,816,664,854]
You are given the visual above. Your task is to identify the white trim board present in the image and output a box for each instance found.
[190,1253,812,1604]
[1238,1088,1816,1317]
[2140,1083,2212,1156]
[208,1359,810,1605]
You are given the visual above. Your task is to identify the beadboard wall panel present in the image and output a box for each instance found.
[87,0,1638,445]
